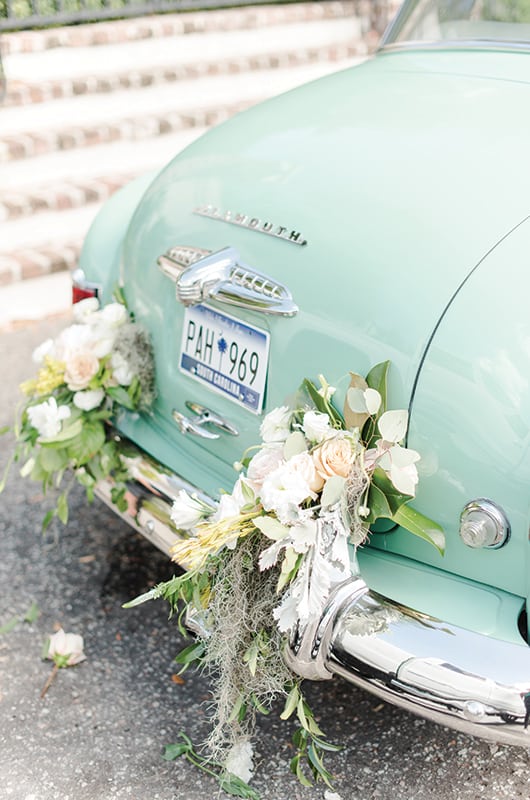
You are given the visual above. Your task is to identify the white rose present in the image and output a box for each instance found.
[170,491,211,530]
[72,297,100,324]
[302,410,332,444]
[32,338,56,365]
[73,388,105,411]
[47,628,86,666]
[246,446,284,491]
[259,405,292,443]
[97,302,127,328]
[64,351,100,391]
[110,352,134,386]
[27,398,71,439]
[288,451,324,493]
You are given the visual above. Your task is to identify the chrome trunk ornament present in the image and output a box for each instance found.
[157,245,298,317]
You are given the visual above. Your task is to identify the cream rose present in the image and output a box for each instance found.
[64,351,100,391]
[313,436,355,480]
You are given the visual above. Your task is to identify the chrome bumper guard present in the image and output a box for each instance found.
[97,433,530,745]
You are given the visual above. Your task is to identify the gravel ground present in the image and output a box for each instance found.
[2,318,530,800]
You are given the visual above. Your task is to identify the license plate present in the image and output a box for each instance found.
[179,304,270,414]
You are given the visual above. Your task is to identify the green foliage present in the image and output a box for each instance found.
[161,733,260,800]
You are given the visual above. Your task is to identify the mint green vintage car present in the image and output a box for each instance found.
[74,0,530,747]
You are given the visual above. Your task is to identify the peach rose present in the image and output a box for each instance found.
[313,436,355,480]
[64,351,100,391]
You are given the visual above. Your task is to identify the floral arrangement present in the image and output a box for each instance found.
[129,362,444,797]
[1,296,154,528]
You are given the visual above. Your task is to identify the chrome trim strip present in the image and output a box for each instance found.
[97,433,530,745]
[380,40,530,54]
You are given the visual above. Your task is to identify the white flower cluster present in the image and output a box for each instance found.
[28,298,134,439]
[170,389,421,634]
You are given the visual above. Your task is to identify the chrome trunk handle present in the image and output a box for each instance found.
[172,402,239,439]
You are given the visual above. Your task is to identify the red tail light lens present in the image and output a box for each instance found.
[71,268,101,305]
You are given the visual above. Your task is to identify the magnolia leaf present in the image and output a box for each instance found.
[378,409,408,444]
[372,468,412,514]
[365,361,390,411]
[343,372,369,430]
[320,475,346,508]
[283,431,307,460]
[366,483,392,524]
[38,418,83,445]
[392,504,445,556]
[253,516,289,541]
[302,378,343,426]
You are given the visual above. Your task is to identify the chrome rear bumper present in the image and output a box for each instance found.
[98,433,530,745]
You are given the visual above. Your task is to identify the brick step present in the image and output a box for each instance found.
[0,126,206,206]
[0,241,82,287]
[0,58,355,162]
[0,203,101,286]
[0,173,132,222]
[5,37,361,108]
[2,2,357,54]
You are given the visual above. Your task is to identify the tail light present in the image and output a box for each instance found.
[72,268,101,305]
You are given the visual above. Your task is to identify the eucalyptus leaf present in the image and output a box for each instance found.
[283,431,307,460]
[320,475,346,508]
[253,516,289,541]
[343,372,369,430]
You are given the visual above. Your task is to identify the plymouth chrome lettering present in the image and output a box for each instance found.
[193,204,308,246]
